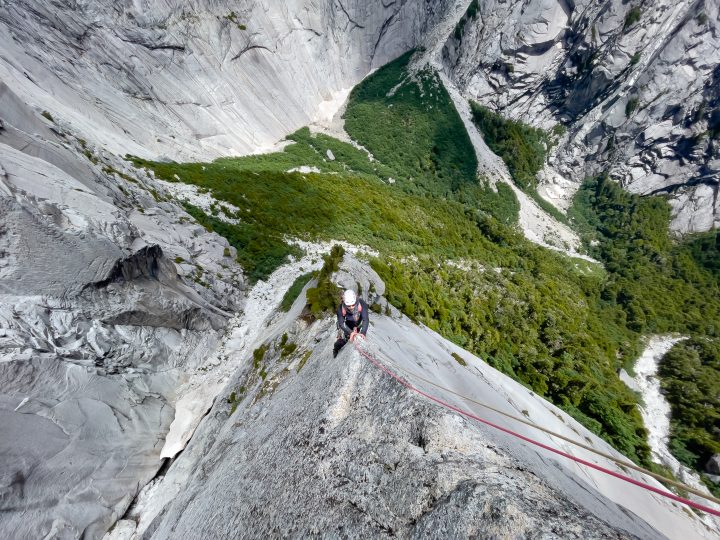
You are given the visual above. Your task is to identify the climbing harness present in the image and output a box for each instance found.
[353,341,720,518]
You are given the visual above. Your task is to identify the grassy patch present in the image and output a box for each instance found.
[227,386,246,414]
[279,333,298,358]
[297,350,312,373]
[280,272,314,312]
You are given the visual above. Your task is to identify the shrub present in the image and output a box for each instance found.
[306,245,345,315]
[469,102,566,223]
[280,272,314,312]
[182,203,301,283]
[659,339,720,471]
[454,0,479,40]
[253,344,269,370]
[624,7,641,29]
[625,97,639,117]
[281,342,298,358]
[451,352,467,366]
[469,102,548,192]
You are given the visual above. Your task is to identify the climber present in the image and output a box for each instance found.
[333,289,369,358]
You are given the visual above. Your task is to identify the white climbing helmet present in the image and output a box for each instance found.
[343,289,357,307]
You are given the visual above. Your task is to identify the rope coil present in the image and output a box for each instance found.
[353,341,720,518]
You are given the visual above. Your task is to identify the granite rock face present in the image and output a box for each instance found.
[442,0,720,232]
[0,83,244,538]
[0,0,453,161]
[1,1,719,538]
[124,255,716,540]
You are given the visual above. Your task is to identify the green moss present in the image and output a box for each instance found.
[630,52,641,66]
[41,110,54,122]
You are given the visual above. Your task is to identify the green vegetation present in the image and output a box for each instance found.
[224,11,246,30]
[626,97,639,117]
[659,339,720,475]
[253,344,269,370]
[132,50,720,469]
[570,176,720,342]
[306,245,344,315]
[41,110,54,122]
[227,386,246,414]
[451,352,467,367]
[630,52,641,66]
[371,253,650,463]
[454,0,479,40]
[181,202,301,283]
[297,350,312,373]
[469,102,566,223]
[624,7,642,30]
[279,333,298,358]
[280,272,314,312]
[344,50,478,198]
[469,103,546,192]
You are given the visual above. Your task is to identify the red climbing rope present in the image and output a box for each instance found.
[353,342,720,518]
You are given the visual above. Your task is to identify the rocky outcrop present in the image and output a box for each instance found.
[118,254,716,540]
[442,0,720,232]
[0,0,455,162]
[708,455,720,475]
[0,80,244,538]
